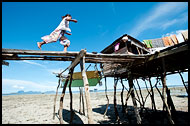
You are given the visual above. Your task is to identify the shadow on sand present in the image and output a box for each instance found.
[92,104,189,124]
[61,109,84,124]
[59,103,188,124]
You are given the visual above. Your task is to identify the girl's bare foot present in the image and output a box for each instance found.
[37,42,42,50]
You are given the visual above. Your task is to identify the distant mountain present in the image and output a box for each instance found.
[17,90,41,94]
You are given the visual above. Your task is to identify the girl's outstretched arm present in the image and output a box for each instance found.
[65,32,72,35]
[66,18,78,23]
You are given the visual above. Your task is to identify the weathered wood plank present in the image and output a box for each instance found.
[2,48,147,59]
[146,43,188,62]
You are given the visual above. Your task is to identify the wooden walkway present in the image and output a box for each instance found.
[2,41,189,124]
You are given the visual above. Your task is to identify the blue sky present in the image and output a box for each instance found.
[2,2,188,94]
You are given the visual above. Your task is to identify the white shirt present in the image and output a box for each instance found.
[56,17,71,32]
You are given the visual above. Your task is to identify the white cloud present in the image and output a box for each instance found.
[162,29,188,37]
[13,60,47,68]
[129,2,188,37]
[22,60,46,68]
[110,2,116,15]
[13,85,25,89]
[2,78,56,93]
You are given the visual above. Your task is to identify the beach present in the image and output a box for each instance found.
[2,86,188,124]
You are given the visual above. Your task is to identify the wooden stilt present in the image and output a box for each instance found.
[59,74,70,124]
[148,77,157,112]
[80,56,94,124]
[166,86,176,114]
[103,77,109,117]
[120,79,125,113]
[178,71,188,94]
[124,86,132,114]
[128,71,141,124]
[81,87,85,116]
[136,79,145,108]
[143,79,151,106]
[79,87,82,114]
[53,77,61,120]
[161,58,175,124]
[133,83,142,106]
[68,68,74,124]
[113,77,120,124]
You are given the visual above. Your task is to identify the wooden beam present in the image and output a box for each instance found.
[2,48,147,59]
[2,56,137,63]
[2,48,79,57]
[59,49,86,76]
[2,60,9,66]
[80,56,94,124]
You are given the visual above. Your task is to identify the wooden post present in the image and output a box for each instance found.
[79,87,82,114]
[79,87,85,115]
[53,77,61,120]
[161,58,175,124]
[81,87,85,115]
[166,86,176,114]
[68,68,74,124]
[103,77,109,117]
[128,71,141,124]
[124,86,132,114]
[120,79,125,113]
[136,79,145,107]
[113,77,120,124]
[178,71,188,94]
[80,56,94,124]
[148,77,157,112]
[59,74,70,124]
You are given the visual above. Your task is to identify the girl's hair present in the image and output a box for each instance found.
[62,14,71,19]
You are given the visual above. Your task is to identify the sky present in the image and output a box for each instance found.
[2,2,188,94]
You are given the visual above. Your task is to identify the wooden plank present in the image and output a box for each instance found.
[3,56,138,63]
[2,48,79,57]
[80,56,94,124]
[2,48,148,59]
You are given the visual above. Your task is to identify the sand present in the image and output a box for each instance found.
[2,87,188,124]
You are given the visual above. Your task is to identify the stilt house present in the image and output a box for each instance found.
[100,34,150,77]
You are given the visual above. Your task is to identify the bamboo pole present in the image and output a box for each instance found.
[80,56,94,124]
[128,71,141,124]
